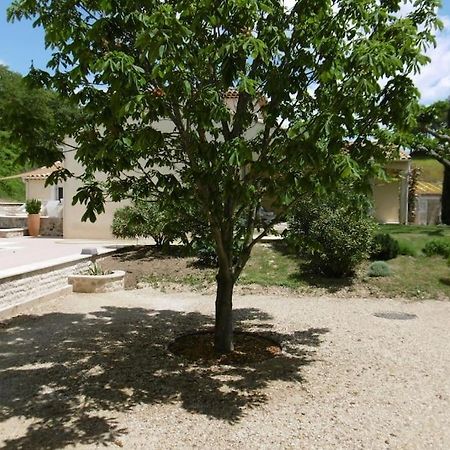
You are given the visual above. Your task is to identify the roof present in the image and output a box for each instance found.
[223,87,240,99]
[416,181,442,196]
[22,163,62,180]
[398,149,410,160]
[0,163,62,181]
[383,146,410,161]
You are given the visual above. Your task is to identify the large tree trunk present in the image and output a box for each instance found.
[214,269,235,353]
[441,165,450,224]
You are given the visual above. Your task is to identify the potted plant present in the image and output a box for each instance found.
[25,199,42,237]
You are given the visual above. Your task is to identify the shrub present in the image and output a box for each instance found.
[25,198,41,214]
[397,239,417,257]
[368,261,391,277]
[370,233,399,260]
[423,239,450,258]
[191,239,218,267]
[112,200,185,248]
[286,194,376,278]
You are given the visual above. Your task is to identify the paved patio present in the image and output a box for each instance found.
[0,237,120,277]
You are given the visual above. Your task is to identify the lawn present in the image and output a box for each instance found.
[381,224,450,255]
[100,224,450,300]
[241,243,450,300]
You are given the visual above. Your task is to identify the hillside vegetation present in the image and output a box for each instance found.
[0,132,25,202]
[411,156,443,183]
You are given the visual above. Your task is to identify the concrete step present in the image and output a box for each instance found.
[0,228,27,238]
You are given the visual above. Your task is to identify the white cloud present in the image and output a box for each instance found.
[412,21,450,105]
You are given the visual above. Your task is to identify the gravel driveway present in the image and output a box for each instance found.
[0,288,449,449]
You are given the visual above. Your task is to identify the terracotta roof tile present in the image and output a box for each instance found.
[416,181,442,195]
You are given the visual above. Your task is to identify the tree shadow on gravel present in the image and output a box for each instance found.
[0,306,328,449]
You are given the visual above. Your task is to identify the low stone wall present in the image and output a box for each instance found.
[0,258,91,313]
[0,216,27,229]
[0,216,63,237]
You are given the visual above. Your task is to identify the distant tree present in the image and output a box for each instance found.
[0,64,80,167]
[413,99,450,223]
[9,0,440,353]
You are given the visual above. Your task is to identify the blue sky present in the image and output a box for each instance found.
[1,0,450,104]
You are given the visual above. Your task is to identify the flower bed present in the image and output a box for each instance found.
[68,270,125,293]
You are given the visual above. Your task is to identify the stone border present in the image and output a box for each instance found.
[68,270,126,293]
[0,258,93,315]
[0,285,73,320]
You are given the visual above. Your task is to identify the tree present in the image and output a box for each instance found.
[413,99,450,223]
[0,64,81,167]
[8,0,440,353]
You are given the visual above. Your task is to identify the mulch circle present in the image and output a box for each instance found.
[169,330,282,365]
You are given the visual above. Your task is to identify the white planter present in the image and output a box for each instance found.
[68,270,125,293]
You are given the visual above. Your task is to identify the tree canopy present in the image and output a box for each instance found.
[8,0,441,352]
[411,99,450,222]
[0,64,81,167]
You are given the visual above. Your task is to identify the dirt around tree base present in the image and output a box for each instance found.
[169,330,282,365]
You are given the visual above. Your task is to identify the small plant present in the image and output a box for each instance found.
[25,198,41,214]
[370,233,399,260]
[368,261,391,277]
[86,263,110,276]
[397,239,417,257]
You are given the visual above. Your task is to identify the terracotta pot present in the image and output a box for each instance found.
[27,214,41,237]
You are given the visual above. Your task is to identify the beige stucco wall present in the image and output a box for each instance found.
[25,179,54,202]
[372,160,410,224]
[372,181,401,224]
[62,144,130,240]
[61,118,264,240]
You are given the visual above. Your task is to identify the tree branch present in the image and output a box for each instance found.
[417,145,450,169]
[424,126,450,143]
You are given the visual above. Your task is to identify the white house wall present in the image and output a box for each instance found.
[25,179,54,202]
[371,160,410,224]
[62,119,265,240]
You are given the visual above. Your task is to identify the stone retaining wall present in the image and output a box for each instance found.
[0,216,63,237]
[0,216,27,228]
[0,259,91,313]
[40,217,63,237]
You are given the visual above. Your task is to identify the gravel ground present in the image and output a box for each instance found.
[0,288,449,449]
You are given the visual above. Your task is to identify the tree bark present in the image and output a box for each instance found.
[442,165,450,224]
[214,269,234,353]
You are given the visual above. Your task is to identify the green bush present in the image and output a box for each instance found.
[368,261,391,277]
[25,199,41,214]
[423,239,450,258]
[286,195,376,278]
[397,239,417,257]
[370,233,399,260]
[112,200,185,248]
[191,239,218,267]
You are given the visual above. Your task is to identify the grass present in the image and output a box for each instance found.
[411,157,443,183]
[134,224,450,300]
[239,243,302,289]
[380,224,450,255]
[241,242,450,300]
[369,256,450,300]
[143,271,216,290]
